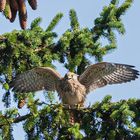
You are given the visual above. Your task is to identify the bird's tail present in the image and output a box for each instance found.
[69,109,82,125]
[18,99,26,108]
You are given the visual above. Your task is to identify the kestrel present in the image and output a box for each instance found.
[10,62,139,106]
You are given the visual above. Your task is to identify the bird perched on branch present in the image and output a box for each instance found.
[10,62,139,107]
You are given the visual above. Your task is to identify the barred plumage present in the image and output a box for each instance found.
[10,62,139,107]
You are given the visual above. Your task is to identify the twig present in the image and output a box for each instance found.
[0,113,31,128]
[13,113,31,123]
[34,46,47,52]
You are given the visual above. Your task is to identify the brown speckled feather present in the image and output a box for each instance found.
[79,62,139,93]
[10,67,62,93]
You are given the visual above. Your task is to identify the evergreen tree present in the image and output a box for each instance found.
[1,0,140,139]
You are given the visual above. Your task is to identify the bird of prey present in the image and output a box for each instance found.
[10,62,139,107]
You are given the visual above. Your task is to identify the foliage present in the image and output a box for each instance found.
[0,0,136,139]
[1,96,140,139]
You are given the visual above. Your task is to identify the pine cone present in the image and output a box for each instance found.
[3,0,11,19]
[0,0,6,11]
[10,8,17,22]
[9,0,18,10]
[17,0,27,29]
[18,99,26,108]
[28,0,37,10]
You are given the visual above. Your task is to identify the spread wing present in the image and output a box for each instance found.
[79,62,139,93]
[10,67,62,93]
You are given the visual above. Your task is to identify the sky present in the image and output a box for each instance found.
[0,0,140,139]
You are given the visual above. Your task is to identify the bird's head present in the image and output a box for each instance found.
[64,72,78,80]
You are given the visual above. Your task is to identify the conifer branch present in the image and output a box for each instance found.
[13,113,31,123]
